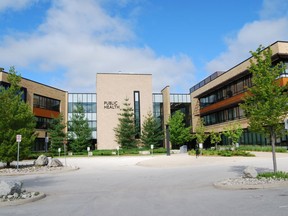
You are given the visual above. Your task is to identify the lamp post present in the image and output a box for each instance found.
[45,132,49,153]
[166,125,170,156]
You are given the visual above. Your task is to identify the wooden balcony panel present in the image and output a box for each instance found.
[33,107,60,118]
[200,93,245,115]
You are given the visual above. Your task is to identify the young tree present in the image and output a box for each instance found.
[223,123,243,149]
[48,114,66,155]
[114,98,137,149]
[141,111,164,148]
[168,110,193,149]
[240,45,288,172]
[68,103,92,153]
[194,119,208,145]
[0,66,36,167]
[210,130,222,150]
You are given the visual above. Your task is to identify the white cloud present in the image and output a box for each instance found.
[0,0,195,93]
[206,0,288,74]
[206,19,288,73]
[0,0,38,12]
[260,0,288,19]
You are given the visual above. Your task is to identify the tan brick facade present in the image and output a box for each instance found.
[96,73,152,150]
[190,41,288,133]
[0,71,68,139]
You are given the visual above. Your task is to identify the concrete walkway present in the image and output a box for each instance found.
[1,152,288,216]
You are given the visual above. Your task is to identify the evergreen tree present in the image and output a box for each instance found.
[68,103,92,152]
[168,110,193,149]
[0,66,36,166]
[141,111,164,148]
[48,114,66,155]
[114,98,137,149]
[240,45,288,172]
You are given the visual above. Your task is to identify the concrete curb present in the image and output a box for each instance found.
[213,180,288,190]
[0,166,79,176]
[0,192,46,207]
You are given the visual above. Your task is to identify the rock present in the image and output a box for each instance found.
[0,180,22,196]
[243,166,258,178]
[48,158,63,167]
[34,155,48,166]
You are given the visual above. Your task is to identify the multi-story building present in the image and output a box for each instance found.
[3,40,288,151]
[190,41,288,147]
[0,68,68,151]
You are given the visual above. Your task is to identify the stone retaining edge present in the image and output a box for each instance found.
[0,192,46,207]
[213,180,288,190]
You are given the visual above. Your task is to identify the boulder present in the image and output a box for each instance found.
[48,158,63,167]
[0,180,22,196]
[35,155,48,166]
[243,166,258,178]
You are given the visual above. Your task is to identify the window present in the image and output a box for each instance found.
[199,74,252,108]
[202,106,244,126]
[35,116,53,129]
[134,91,141,138]
[33,94,60,112]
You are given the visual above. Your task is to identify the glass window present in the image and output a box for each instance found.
[33,94,60,112]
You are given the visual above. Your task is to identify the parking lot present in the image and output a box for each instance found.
[1,153,288,216]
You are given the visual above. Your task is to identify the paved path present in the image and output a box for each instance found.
[1,152,288,216]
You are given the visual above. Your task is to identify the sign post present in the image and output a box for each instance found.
[284,118,288,130]
[45,136,49,153]
[58,148,61,157]
[63,139,67,166]
[150,145,154,156]
[16,135,22,171]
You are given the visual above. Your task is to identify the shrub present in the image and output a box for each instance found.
[152,148,167,154]
[188,149,254,157]
[92,150,114,156]
[27,152,54,159]
[257,171,288,179]
[238,145,287,153]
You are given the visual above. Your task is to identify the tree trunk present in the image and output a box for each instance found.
[270,130,277,173]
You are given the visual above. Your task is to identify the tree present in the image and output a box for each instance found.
[240,45,288,172]
[168,110,193,149]
[114,98,137,149]
[210,130,222,150]
[48,114,66,155]
[194,119,208,144]
[0,66,36,166]
[141,111,164,148]
[68,103,92,152]
[223,123,243,149]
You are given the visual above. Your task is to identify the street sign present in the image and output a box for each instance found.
[16,134,22,142]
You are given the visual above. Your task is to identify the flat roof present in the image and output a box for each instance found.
[0,70,67,93]
[189,40,288,94]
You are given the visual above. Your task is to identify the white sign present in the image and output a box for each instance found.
[150,145,154,149]
[87,147,90,152]
[16,134,22,142]
[285,118,288,130]
[58,148,61,152]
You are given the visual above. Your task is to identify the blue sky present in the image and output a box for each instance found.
[1,0,288,93]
